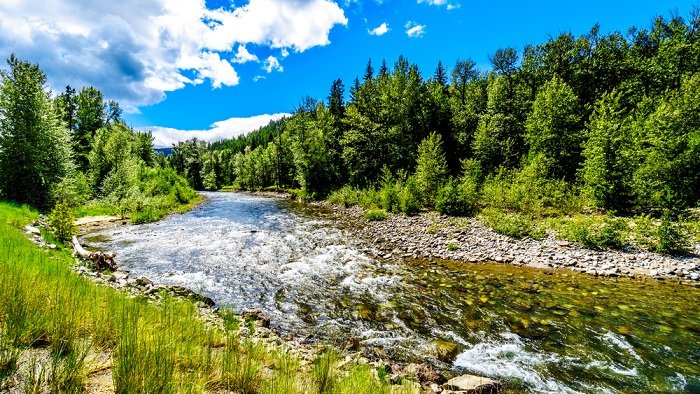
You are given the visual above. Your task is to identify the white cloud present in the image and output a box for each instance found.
[280,48,290,58]
[232,44,259,64]
[405,21,426,38]
[417,0,460,9]
[143,113,291,148]
[368,22,389,36]
[253,75,266,82]
[0,0,347,110]
[263,56,283,73]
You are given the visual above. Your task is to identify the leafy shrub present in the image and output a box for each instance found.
[436,178,479,216]
[480,208,544,239]
[363,209,388,221]
[47,201,77,243]
[327,185,360,208]
[399,176,421,214]
[631,214,692,254]
[481,158,583,218]
[656,213,692,255]
[562,216,626,250]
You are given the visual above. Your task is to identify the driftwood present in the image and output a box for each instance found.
[71,236,117,271]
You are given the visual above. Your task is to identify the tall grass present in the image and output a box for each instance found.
[0,201,413,393]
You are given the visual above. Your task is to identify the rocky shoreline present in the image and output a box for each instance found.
[313,203,700,285]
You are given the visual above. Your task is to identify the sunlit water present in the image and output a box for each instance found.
[85,192,700,393]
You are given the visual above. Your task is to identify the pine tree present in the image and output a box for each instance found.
[415,132,448,207]
[0,55,74,208]
[74,86,106,172]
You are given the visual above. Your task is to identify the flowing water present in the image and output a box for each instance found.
[84,192,700,393]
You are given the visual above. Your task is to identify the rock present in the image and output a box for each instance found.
[113,270,129,281]
[135,276,154,287]
[405,363,446,384]
[443,374,501,393]
[691,273,699,281]
[242,308,271,328]
[433,339,459,362]
[24,225,41,235]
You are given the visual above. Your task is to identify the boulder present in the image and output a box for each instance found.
[443,374,501,394]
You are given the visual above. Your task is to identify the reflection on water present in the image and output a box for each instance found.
[86,192,700,393]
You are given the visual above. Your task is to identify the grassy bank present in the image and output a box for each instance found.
[0,202,418,393]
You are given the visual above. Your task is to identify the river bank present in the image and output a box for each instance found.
[243,190,695,285]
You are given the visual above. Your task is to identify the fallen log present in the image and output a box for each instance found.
[71,236,117,271]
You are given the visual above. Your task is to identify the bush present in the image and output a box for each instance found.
[656,213,692,255]
[480,208,544,239]
[399,176,421,214]
[363,209,388,221]
[47,201,77,243]
[480,159,583,218]
[436,178,479,216]
[563,216,626,250]
[327,185,360,208]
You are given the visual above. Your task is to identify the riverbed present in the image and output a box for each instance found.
[83,192,700,393]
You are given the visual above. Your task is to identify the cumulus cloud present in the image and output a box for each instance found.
[0,0,347,110]
[232,45,259,64]
[263,56,283,73]
[143,113,291,148]
[405,21,426,38]
[368,22,390,36]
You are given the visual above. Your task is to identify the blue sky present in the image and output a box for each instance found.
[0,0,697,146]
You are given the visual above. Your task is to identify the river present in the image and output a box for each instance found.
[84,192,700,393]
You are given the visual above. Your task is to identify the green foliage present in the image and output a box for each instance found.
[47,201,77,243]
[656,214,692,255]
[0,55,74,209]
[398,176,421,214]
[525,76,582,180]
[363,208,388,221]
[555,216,627,250]
[327,185,361,208]
[631,74,700,210]
[435,178,477,216]
[481,157,584,218]
[73,86,106,172]
[312,349,339,394]
[415,133,448,207]
[479,208,544,239]
[581,91,634,211]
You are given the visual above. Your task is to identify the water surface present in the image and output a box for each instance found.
[85,192,700,393]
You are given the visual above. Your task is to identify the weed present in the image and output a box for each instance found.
[364,208,388,221]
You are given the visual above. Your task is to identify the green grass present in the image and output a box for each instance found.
[364,208,389,222]
[0,201,419,393]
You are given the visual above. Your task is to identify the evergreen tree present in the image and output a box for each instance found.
[0,55,74,208]
[74,86,106,172]
[55,85,77,132]
[415,132,448,207]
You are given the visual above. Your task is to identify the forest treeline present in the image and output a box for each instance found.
[0,55,198,229]
[168,12,700,252]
